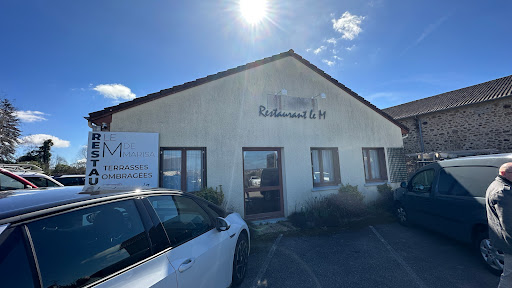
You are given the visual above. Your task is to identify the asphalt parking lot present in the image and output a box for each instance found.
[240,223,500,288]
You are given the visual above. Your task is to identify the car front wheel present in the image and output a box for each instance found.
[232,232,249,286]
[476,231,504,275]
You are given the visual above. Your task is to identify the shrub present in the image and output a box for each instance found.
[375,184,394,212]
[287,211,308,228]
[195,185,224,206]
[288,183,367,228]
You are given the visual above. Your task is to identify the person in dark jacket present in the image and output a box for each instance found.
[487,162,512,287]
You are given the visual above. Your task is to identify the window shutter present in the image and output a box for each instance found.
[386,147,407,183]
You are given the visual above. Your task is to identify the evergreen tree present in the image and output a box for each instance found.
[0,99,21,163]
[39,139,53,173]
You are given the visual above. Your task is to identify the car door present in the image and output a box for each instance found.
[26,199,178,288]
[402,168,437,227]
[430,166,496,242]
[146,195,233,288]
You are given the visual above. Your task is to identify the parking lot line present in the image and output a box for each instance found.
[370,226,428,288]
[252,234,283,288]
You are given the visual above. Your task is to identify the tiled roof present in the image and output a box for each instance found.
[87,49,407,132]
[383,75,512,120]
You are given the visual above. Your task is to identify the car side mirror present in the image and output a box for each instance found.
[400,182,407,188]
[216,217,231,232]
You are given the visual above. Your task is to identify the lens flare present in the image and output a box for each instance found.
[239,0,268,25]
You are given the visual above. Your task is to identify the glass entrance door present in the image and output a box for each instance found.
[243,148,283,219]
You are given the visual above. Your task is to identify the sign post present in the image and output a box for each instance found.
[84,132,159,191]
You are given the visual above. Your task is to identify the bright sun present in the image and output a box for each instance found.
[240,0,268,25]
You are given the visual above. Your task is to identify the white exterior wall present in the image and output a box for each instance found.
[109,57,403,217]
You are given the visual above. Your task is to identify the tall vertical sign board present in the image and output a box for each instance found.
[84,132,159,191]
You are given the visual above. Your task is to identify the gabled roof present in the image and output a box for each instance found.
[383,75,512,120]
[87,49,407,133]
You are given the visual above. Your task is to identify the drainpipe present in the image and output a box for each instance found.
[415,116,425,162]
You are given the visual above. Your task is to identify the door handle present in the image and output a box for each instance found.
[178,258,195,273]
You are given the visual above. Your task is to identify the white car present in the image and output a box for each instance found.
[13,171,64,187]
[248,176,261,187]
[0,187,250,287]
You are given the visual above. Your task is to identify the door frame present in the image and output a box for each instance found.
[242,147,284,220]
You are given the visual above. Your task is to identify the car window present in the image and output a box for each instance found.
[46,179,61,187]
[28,176,60,187]
[148,195,213,247]
[57,177,85,186]
[410,169,435,193]
[26,176,61,187]
[438,166,498,197]
[0,228,37,288]
[27,200,151,288]
[56,177,74,185]
[0,173,26,191]
[194,197,226,218]
[25,176,46,187]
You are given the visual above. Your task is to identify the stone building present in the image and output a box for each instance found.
[383,75,512,157]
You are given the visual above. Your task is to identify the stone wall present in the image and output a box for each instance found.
[397,97,512,154]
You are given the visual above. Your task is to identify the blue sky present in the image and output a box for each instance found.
[1,0,511,163]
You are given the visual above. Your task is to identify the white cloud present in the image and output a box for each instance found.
[326,38,337,45]
[368,0,384,7]
[333,55,343,60]
[322,59,335,66]
[346,44,356,51]
[415,16,448,45]
[93,84,136,101]
[332,12,365,40]
[313,46,326,54]
[19,134,70,148]
[366,92,394,101]
[306,48,312,52]
[15,111,48,123]
[365,91,408,108]
[402,16,449,55]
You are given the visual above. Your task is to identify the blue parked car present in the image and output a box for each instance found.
[394,153,512,275]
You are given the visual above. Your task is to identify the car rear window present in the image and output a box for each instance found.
[27,200,151,288]
[437,166,498,197]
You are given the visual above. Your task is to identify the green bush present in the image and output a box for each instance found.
[375,184,394,212]
[287,211,308,228]
[288,183,367,228]
[195,185,224,206]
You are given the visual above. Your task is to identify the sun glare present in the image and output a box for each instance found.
[240,0,268,25]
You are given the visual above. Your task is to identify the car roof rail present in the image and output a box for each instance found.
[0,164,44,173]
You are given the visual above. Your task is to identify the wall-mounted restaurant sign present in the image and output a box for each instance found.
[259,105,326,120]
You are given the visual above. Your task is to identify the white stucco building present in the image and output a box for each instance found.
[87,50,407,220]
